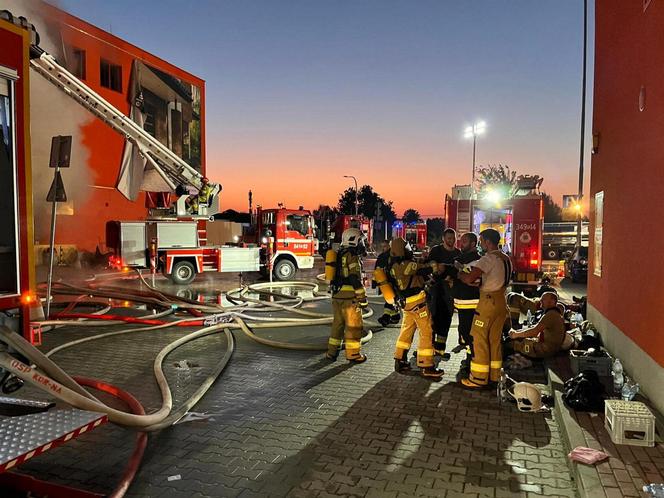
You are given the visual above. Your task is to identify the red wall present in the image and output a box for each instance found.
[589,1,664,366]
[41,4,206,253]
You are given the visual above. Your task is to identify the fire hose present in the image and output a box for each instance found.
[1,279,379,429]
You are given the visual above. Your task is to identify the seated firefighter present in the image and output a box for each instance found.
[507,291,541,328]
[506,292,566,358]
[389,237,444,380]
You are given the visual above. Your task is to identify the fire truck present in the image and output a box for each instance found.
[0,13,37,345]
[320,214,374,255]
[445,176,544,292]
[106,206,317,284]
[392,221,427,250]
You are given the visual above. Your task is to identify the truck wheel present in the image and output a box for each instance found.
[273,259,296,281]
[171,261,196,285]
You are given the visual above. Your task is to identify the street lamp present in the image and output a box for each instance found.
[464,120,487,188]
[343,175,358,216]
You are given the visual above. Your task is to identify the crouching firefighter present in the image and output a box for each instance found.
[373,240,401,327]
[387,237,444,380]
[324,228,368,363]
[457,229,512,389]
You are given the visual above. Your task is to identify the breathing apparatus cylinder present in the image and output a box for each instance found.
[324,249,338,283]
[373,267,396,305]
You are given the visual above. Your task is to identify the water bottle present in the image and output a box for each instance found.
[571,313,583,327]
[621,377,640,401]
[498,369,509,403]
[525,310,533,326]
[612,359,624,394]
[643,484,664,497]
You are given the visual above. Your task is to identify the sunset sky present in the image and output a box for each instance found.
[61,0,594,218]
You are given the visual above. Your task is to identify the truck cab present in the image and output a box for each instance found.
[254,207,317,280]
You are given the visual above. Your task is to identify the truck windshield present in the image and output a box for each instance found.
[287,215,309,237]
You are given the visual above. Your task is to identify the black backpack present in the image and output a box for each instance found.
[562,370,606,412]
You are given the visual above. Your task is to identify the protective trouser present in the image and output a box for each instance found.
[394,304,435,368]
[429,282,453,352]
[328,298,363,360]
[456,308,475,358]
[469,290,508,385]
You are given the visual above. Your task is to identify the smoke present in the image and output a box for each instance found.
[2,0,93,244]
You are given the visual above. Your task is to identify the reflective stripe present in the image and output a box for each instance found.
[509,307,521,313]
[385,309,400,316]
[340,285,355,291]
[418,349,434,357]
[328,338,342,346]
[396,341,411,350]
[470,362,490,373]
[490,361,503,369]
[455,302,479,309]
[465,346,471,354]
[454,299,479,306]
[345,340,361,348]
[405,291,426,303]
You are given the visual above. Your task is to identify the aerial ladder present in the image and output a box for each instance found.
[2,10,221,218]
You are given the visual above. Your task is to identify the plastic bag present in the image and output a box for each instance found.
[568,446,610,465]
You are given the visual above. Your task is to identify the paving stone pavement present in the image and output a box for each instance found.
[8,289,579,497]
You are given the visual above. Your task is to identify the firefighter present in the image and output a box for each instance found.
[373,240,401,327]
[457,228,512,389]
[426,228,460,357]
[507,292,541,328]
[186,177,214,214]
[507,292,566,358]
[446,232,481,374]
[390,237,445,380]
[326,228,368,363]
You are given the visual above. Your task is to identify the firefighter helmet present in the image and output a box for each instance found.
[508,382,543,412]
[341,228,364,248]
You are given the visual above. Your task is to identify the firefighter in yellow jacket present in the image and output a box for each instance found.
[326,228,368,363]
[390,238,444,380]
[457,228,512,389]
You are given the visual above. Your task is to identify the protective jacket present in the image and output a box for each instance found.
[332,248,366,301]
[447,250,481,309]
[389,238,432,310]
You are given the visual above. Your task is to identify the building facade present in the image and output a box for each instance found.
[30,2,206,257]
[589,0,664,413]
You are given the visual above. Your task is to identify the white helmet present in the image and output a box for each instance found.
[341,228,364,248]
[508,382,543,412]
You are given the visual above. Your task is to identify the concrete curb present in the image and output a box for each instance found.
[548,364,606,498]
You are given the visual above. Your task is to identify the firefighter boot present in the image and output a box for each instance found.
[394,351,411,374]
[389,313,401,325]
[377,314,391,327]
[421,366,444,381]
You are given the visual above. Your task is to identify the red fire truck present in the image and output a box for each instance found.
[392,221,427,250]
[107,206,317,284]
[328,214,374,250]
[0,17,37,343]
[445,176,544,292]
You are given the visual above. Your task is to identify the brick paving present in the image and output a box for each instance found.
[6,276,579,497]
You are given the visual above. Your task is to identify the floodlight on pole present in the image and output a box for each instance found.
[343,175,358,216]
[464,120,487,188]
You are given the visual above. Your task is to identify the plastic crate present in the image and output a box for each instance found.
[569,350,612,377]
[604,400,656,447]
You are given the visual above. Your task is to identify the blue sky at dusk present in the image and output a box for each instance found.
[60,0,594,217]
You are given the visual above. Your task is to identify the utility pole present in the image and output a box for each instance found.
[577,0,588,247]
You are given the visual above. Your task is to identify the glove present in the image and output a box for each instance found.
[395,296,406,311]
[358,297,369,308]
